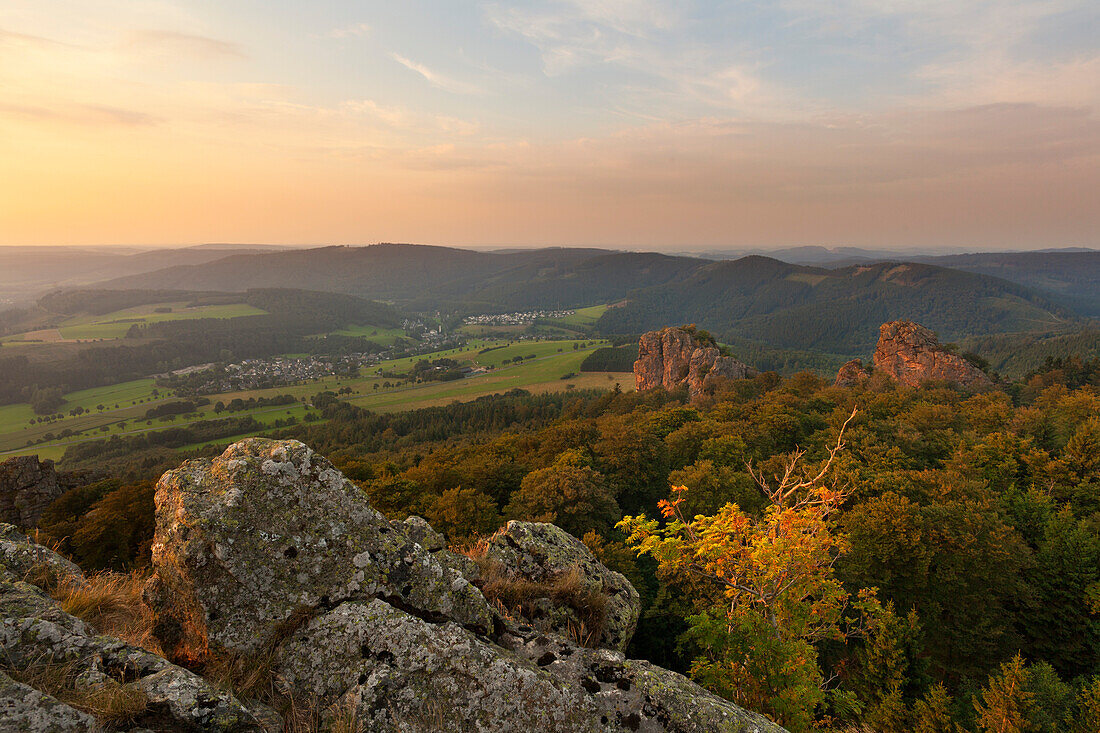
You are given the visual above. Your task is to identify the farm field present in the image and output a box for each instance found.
[326,324,408,344]
[0,338,618,459]
[548,304,608,328]
[1,301,268,343]
[57,302,268,340]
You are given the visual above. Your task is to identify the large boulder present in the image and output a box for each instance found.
[478,521,640,652]
[873,321,993,389]
[144,438,495,665]
[0,456,65,528]
[635,327,753,400]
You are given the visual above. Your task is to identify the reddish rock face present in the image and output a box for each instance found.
[872,321,992,389]
[634,327,753,399]
[834,358,871,388]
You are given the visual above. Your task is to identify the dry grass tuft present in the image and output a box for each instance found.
[467,555,608,647]
[29,567,164,656]
[4,659,149,725]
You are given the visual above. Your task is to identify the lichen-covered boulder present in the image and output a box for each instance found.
[504,633,784,733]
[481,521,640,652]
[277,599,599,731]
[144,438,495,665]
[0,670,97,732]
[0,577,261,732]
[273,597,784,733]
[393,515,446,552]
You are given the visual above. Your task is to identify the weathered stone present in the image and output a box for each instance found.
[0,457,65,529]
[0,577,261,732]
[0,670,97,732]
[873,321,993,389]
[275,598,784,733]
[0,523,84,587]
[635,327,754,399]
[144,438,495,665]
[834,358,871,388]
[481,521,640,652]
[507,633,784,733]
[393,515,446,552]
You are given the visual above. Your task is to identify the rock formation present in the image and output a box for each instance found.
[143,438,495,666]
[475,520,640,652]
[0,455,65,528]
[143,437,785,732]
[872,321,993,389]
[834,358,871,388]
[635,327,754,399]
[1,437,786,731]
[0,523,260,731]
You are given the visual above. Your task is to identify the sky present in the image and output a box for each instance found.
[1,1,1098,250]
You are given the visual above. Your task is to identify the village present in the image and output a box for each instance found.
[462,309,575,326]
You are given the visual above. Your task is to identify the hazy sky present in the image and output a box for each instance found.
[1,1,1098,249]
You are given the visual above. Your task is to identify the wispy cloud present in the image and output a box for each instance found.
[329,22,371,39]
[123,30,245,59]
[390,53,485,95]
[0,101,162,126]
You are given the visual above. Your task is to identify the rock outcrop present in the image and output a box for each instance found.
[0,456,66,528]
[635,327,754,399]
[872,321,993,389]
[143,438,495,665]
[834,358,871,388]
[142,438,786,732]
[0,524,262,732]
[477,521,640,652]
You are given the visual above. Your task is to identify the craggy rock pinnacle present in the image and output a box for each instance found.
[480,521,641,653]
[634,327,754,399]
[144,437,494,665]
[834,358,871,388]
[872,321,993,389]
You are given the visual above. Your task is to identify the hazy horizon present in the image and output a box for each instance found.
[2,1,1098,249]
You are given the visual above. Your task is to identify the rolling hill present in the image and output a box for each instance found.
[89,244,1089,364]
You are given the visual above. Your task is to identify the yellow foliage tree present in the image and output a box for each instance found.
[618,408,862,731]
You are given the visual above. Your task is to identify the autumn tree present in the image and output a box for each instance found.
[973,654,1035,733]
[619,408,861,731]
[507,450,619,537]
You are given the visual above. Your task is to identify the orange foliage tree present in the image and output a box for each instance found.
[618,408,866,730]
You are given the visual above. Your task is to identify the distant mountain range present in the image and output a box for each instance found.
[82,243,1098,356]
[3,242,1097,364]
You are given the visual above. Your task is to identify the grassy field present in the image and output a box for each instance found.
[0,338,624,459]
[1,302,268,343]
[551,304,608,328]
[327,324,408,344]
[57,303,267,340]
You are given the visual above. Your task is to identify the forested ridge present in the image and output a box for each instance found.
[38,361,1100,731]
